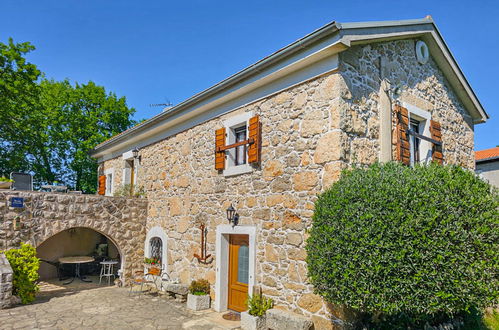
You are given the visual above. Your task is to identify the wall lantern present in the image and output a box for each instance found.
[132,148,141,162]
[226,204,239,227]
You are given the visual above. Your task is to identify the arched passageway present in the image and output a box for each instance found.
[36,227,121,281]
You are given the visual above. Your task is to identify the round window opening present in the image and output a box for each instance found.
[149,237,163,264]
[416,40,429,64]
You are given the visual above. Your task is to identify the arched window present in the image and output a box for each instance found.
[149,237,163,264]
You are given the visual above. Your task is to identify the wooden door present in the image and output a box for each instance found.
[228,234,249,312]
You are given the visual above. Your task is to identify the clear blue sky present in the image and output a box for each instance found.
[1,0,497,150]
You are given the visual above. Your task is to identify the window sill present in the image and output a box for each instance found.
[223,164,253,177]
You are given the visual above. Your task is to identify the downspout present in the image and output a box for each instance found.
[379,57,393,162]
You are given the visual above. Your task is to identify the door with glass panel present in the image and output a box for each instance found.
[228,234,249,312]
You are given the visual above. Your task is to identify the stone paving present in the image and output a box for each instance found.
[0,277,240,330]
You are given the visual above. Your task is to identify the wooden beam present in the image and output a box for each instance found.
[216,138,254,152]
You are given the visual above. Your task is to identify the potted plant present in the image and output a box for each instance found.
[0,176,13,189]
[187,279,211,311]
[144,257,160,267]
[241,292,274,330]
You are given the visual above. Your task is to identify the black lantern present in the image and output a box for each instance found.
[132,148,141,162]
[226,204,238,227]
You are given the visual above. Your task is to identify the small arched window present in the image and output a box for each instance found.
[149,237,163,264]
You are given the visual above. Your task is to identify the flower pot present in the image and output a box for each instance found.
[241,311,266,330]
[0,181,12,189]
[186,293,210,311]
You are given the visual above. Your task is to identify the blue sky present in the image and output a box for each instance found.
[1,0,497,150]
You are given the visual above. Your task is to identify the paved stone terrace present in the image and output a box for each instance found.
[0,277,240,330]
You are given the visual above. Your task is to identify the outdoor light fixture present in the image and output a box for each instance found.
[226,204,238,227]
[132,148,141,162]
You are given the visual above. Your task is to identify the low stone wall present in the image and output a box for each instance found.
[0,191,148,281]
[0,253,13,309]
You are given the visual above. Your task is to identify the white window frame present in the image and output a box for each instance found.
[222,111,254,177]
[104,168,114,196]
[401,102,432,165]
[122,151,136,186]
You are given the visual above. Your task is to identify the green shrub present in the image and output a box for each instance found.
[0,176,13,182]
[189,279,210,295]
[113,184,146,197]
[246,292,274,317]
[4,243,40,304]
[306,162,498,327]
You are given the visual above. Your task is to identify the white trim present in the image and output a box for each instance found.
[122,150,134,160]
[401,102,432,165]
[223,111,254,177]
[103,168,114,196]
[214,225,256,312]
[144,226,168,275]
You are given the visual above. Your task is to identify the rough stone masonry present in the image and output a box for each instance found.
[0,191,148,281]
[100,38,475,329]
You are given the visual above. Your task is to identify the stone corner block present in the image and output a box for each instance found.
[266,308,313,330]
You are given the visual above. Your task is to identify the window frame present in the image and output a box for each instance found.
[103,168,114,196]
[402,102,432,166]
[222,111,254,177]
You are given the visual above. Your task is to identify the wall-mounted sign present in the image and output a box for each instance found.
[10,197,24,208]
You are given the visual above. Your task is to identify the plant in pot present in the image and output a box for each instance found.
[241,292,274,330]
[0,176,13,189]
[187,279,211,311]
[144,257,160,267]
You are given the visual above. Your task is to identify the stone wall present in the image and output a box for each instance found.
[339,39,474,169]
[101,38,475,328]
[0,191,148,280]
[0,253,13,309]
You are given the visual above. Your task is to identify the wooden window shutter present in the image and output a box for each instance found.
[248,115,261,164]
[430,120,443,164]
[215,127,226,170]
[98,175,106,195]
[394,105,411,165]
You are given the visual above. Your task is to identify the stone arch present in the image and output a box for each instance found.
[34,226,126,282]
[0,191,147,283]
[144,226,168,273]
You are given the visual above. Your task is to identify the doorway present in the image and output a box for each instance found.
[228,234,249,312]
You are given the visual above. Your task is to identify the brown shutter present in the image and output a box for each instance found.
[98,175,106,195]
[394,105,411,165]
[215,127,226,170]
[430,120,443,164]
[248,115,261,164]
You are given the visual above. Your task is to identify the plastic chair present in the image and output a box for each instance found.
[99,260,118,285]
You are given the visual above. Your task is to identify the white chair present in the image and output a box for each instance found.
[99,260,118,285]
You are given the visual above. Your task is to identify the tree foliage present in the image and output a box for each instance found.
[306,162,498,326]
[0,39,136,192]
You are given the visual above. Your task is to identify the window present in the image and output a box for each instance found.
[104,168,114,196]
[106,173,113,196]
[222,112,254,177]
[234,126,247,166]
[410,118,421,164]
[149,237,163,264]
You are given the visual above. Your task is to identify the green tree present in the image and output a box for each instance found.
[306,162,499,328]
[0,38,41,176]
[0,38,136,193]
[38,79,136,192]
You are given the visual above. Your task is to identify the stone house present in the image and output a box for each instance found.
[90,17,489,327]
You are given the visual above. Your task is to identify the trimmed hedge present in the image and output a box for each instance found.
[306,162,498,325]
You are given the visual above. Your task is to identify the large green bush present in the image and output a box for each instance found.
[4,243,40,304]
[306,162,498,326]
